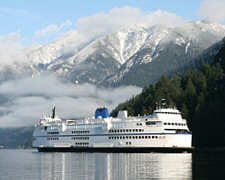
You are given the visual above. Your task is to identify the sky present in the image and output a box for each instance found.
[0,0,225,127]
[0,0,225,46]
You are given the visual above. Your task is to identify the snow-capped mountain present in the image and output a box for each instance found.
[50,25,148,84]
[0,21,225,87]
[102,21,225,86]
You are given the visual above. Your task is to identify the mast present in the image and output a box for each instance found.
[51,106,56,118]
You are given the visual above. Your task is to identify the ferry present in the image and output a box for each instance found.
[32,104,193,153]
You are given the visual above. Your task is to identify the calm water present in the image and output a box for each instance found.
[0,150,225,180]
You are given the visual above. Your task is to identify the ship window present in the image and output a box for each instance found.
[142,136,144,139]
[172,123,174,126]
[146,122,157,125]
[109,137,111,139]
[145,136,148,139]
[136,129,138,132]
[123,129,125,132]
[129,129,132,132]
[126,129,128,132]
[120,130,122,132]
[123,136,125,139]
[120,136,122,139]
[139,129,142,132]
[152,136,155,139]
[175,123,178,126]
[168,123,171,125]
[164,123,167,125]
[149,136,151,139]
[139,136,141,139]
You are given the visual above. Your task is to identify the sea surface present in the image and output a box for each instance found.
[0,149,225,180]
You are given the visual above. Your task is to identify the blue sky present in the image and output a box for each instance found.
[0,0,224,45]
[0,0,200,35]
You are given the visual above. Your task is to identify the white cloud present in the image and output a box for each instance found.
[198,0,225,22]
[0,32,28,66]
[143,10,187,27]
[34,20,72,43]
[0,76,141,127]
[76,6,187,40]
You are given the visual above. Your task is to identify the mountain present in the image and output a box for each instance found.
[47,25,149,84]
[0,126,34,148]
[0,21,225,87]
[102,21,225,87]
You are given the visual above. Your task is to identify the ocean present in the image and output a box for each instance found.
[0,149,225,179]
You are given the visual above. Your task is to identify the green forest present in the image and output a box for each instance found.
[111,43,225,149]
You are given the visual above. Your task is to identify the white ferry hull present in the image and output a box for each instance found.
[33,133,192,153]
[33,107,193,153]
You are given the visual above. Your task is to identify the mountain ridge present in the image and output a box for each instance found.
[0,21,225,87]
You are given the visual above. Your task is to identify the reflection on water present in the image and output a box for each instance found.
[40,153,192,180]
[0,150,193,180]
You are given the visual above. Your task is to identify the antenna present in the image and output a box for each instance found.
[51,106,56,118]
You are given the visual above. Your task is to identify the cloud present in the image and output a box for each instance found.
[0,32,28,66]
[34,20,72,43]
[0,76,141,127]
[76,6,187,40]
[198,0,225,22]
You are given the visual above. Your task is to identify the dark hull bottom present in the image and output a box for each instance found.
[37,147,194,153]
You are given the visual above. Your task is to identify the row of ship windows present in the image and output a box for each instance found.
[75,142,89,146]
[109,129,144,133]
[164,123,186,126]
[71,137,89,140]
[47,132,59,135]
[72,130,90,134]
[47,137,59,140]
[109,135,165,140]
[136,123,142,126]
